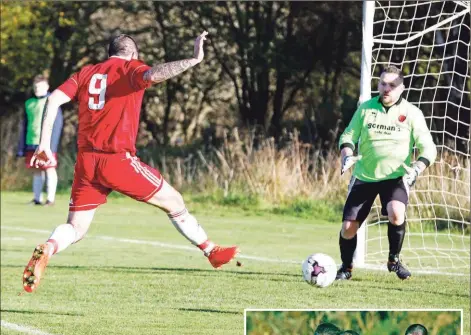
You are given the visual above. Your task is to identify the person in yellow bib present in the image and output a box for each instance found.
[336,65,437,281]
[17,75,63,206]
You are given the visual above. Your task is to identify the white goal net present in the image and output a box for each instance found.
[358,0,470,275]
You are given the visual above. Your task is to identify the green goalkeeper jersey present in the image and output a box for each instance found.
[24,96,48,145]
[339,96,437,182]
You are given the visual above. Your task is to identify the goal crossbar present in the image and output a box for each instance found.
[373,7,470,45]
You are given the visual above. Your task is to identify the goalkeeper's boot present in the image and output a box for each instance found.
[387,256,411,280]
[23,244,51,293]
[208,245,240,269]
[335,264,352,280]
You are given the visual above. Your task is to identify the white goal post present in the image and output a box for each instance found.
[354,0,470,275]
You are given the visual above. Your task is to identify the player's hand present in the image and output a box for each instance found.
[193,31,208,63]
[341,155,361,175]
[30,147,55,168]
[402,162,422,187]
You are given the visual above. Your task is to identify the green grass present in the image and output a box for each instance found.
[185,192,343,222]
[1,192,469,335]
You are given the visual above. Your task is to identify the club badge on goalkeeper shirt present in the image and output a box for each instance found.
[365,108,410,138]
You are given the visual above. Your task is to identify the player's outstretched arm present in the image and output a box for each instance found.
[38,90,70,148]
[30,90,70,168]
[144,31,208,84]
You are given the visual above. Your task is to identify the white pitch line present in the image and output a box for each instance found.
[2,227,49,234]
[1,237,25,241]
[1,320,57,335]
[96,236,299,264]
[1,226,300,265]
[2,226,468,275]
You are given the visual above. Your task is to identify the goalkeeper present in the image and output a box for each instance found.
[336,66,437,281]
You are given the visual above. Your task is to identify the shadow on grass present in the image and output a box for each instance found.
[1,309,83,316]
[365,283,470,299]
[177,308,240,315]
[2,264,301,282]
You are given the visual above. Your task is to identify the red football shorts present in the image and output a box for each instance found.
[69,151,164,212]
[25,151,58,170]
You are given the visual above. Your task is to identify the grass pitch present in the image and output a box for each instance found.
[1,192,469,335]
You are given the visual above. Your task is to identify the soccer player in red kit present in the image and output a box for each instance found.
[22,32,240,293]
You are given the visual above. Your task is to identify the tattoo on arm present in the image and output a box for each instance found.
[40,99,50,133]
[39,98,55,144]
[145,59,195,83]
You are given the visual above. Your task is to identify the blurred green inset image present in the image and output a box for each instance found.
[245,310,461,335]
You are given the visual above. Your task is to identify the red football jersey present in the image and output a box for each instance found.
[57,57,152,154]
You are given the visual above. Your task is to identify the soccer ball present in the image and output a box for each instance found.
[302,253,337,288]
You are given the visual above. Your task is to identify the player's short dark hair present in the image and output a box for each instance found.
[108,34,139,57]
[33,75,48,84]
[339,331,360,335]
[405,324,428,335]
[314,323,341,335]
[381,65,404,84]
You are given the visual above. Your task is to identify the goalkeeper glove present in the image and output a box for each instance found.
[402,162,422,187]
[341,155,361,175]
